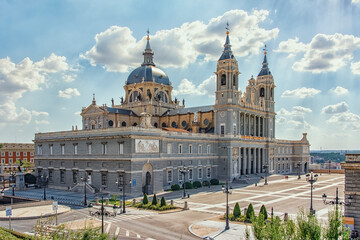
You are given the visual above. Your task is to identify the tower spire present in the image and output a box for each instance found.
[258,44,271,76]
[219,22,235,60]
[92,93,96,105]
[142,29,155,66]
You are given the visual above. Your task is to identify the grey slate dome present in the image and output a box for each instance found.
[126,65,170,85]
[126,33,170,86]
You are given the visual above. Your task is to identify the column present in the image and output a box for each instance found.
[258,117,261,137]
[248,114,251,136]
[238,147,242,175]
[244,148,248,175]
[254,148,257,173]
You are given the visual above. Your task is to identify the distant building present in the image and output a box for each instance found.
[0,143,34,173]
[34,28,310,196]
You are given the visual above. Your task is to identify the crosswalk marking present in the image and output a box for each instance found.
[105,223,111,234]
[115,227,120,236]
[104,213,153,223]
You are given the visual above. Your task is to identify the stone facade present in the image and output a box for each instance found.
[343,154,360,231]
[34,29,310,196]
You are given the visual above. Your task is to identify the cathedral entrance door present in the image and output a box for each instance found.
[142,163,153,195]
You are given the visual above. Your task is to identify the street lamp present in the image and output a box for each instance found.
[179,167,189,198]
[80,175,87,206]
[222,182,232,230]
[297,163,301,179]
[116,177,131,213]
[306,171,318,215]
[263,165,269,185]
[322,187,352,211]
[328,160,331,175]
[40,174,48,200]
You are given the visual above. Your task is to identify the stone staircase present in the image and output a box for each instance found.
[70,182,96,194]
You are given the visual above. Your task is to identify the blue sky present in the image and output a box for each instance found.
[0,0,359,150]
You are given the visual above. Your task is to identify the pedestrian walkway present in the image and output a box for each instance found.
[0,204,71,220]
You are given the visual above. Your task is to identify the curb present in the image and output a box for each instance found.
[0,206,72,221]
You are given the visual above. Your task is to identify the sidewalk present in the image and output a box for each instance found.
[0,204,71,220]
[189,220,255,240]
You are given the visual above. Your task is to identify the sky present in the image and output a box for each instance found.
[0,0,359,150]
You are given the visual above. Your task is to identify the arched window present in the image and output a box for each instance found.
[260,88,265,97]
[133,122,137,126]
[154,123,158,128]
[171,121,177,128]
[129,91,142,102]
[155,91,168,103]
[162,122,167,127]
[221,74,226,86]
[121,121,126,127]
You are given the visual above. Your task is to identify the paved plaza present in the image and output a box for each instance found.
[0,173,345,239]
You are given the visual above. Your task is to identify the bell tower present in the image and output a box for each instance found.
[215,24,240,106]
[214,24,241,136]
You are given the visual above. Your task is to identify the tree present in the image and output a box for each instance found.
[323,206,350,240]
[252,212,267,240]
[295,209,321,240]
[233,202,241,218]
[0,144,3,149]
[142,193,149,204]
[160,196,166,207]
[152,194,158,205]
[260,205,268,220]
[246,203,255,222]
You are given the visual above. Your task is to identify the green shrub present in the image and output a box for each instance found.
[260,204,268,220]
[246,203,255,222]
[202,180,210,186]
[142,193,149,204]
[160,196,167,207]
[184,182,193,189]
[24,173,36,184]
[152,194,158,205]
[111,194,119,202]
[193,181,202,188]
[233,202,241,218]
[210,179,220,185]
[171,184,180,191]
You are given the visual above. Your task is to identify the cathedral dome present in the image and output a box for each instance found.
[126,65,170,85]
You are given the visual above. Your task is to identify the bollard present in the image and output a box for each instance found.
[184,201,189,210]
[171,200,174,206]
[106,198,109,206]
[133,199,136,205]
[95,197,99,205]
[284,213,288,221]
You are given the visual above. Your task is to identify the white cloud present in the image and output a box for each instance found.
[0,54,69,125]
[172,75,216,96]
[327,111,360,130]
[350,61,360,75]
[31,111,49,117]
[352,0,360,3]
[62,74,76,82]
[330,86,349,95]
[58,88,80,99]
[322,102,349,114]
[281,87,321,98]
[82,9,279,72]
[74,111,81,115]
[276,106,312,130]
[276,33,360,73]
[35,120,50,125]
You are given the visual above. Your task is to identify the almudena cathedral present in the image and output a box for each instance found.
[34,29,310,196]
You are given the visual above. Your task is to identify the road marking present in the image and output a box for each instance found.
[105,223,111,234]
[126,230,129,237]
[115,227,120,236]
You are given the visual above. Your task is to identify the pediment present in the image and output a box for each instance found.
[81,105,104,115]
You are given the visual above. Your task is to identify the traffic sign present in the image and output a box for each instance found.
[52,201,58,211]
[6,207,12,216]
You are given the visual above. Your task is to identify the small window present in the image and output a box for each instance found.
[221,74,226,86]
[233,75,236,86]
[167,170,172,182]
[220,124,225,136]
[119,143,124,154]
[101,173,107,186]
[9,159,13,164]
[178,169,183,181]
[117,174,124,187]
[60,170,65,183]
[198,168,202,179]
[162,122,167,127]
[37,146,42,155]
[207,145,211,154]
[102,143,107,155]
[189,144,192,154]
[74,144,78,155]
[181,121,187,128]
[16,152,20,156]
[121,121,127,127]
[61,145,65,155]
[198,145,202,154]
[207,167,211,178]
[178,144,182,154]
[171,121,177,128]
[49,145,53,155]
[188,169,193,180]
[48,170,53,181]
[1,159,5,164]
[260,88,265,97]
[73,171,78,184]
[167,144,172,154]
[88,144,92,155]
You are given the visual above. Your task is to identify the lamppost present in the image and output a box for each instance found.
[328,160,331,175]
[263,165,269,185]
[116,177,131,214]
[322,187,352,211]
[297,163,301,179]
[40,174,48,200]
[306,171,318,215]
[222,182,232,230]
[179,167,189,198]
[80,175,87,206]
